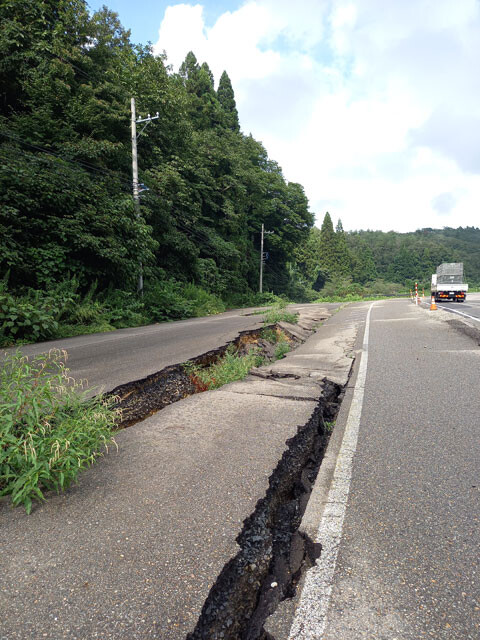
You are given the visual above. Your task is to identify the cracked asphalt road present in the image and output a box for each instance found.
[0,303,360,640]
[289,298,480,640]
[8,304,339,394]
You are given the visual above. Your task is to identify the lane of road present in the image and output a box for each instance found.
[291,298,480,639]
[10,304,336,394]
[431,291,480,322]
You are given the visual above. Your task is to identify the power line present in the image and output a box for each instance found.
[0,132,267,260]
[0,148,230,254]
[0,146,134,196]
[0,130,132,184]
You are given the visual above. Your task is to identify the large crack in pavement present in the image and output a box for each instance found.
[186,382,342,640]
[105,306,349,639]
[107,305,356,639]
[108,320,322,428]
[180,307,363,640]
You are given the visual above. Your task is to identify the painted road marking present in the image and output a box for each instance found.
[433,305,480,323]
[288,302,376,640]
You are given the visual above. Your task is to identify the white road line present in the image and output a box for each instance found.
[288,302,376,640]
[433,306,480,323]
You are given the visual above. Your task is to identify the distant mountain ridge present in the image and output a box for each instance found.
[346,226,480,286]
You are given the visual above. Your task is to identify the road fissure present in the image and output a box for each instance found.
[108,325,307,428]
[186,381,343,640]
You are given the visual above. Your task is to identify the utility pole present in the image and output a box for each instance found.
[259,223,274,293]
[131,98,142,294]
[131,97,159,295]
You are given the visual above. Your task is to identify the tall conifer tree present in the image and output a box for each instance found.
[334,218,351,275]
[217,70,240,132]
[318,212,337,276]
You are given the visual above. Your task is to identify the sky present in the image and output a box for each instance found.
[87,0,480,232]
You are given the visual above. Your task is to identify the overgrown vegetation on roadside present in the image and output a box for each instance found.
[185,345,263,391]
[184,326,292,392]
[0,277,288,347]
[0,350,119,513]
[255,300,299,325]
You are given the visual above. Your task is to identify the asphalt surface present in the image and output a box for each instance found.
[9,304,336,394]
[0,304,360,640]
[433,291,480,322]
[289,298,480,639]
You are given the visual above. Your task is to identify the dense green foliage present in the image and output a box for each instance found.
[347,227,480,288]
[1,0,478,340]
[0,349,118,512]
[296,215,480,296]
[0,0,314,336]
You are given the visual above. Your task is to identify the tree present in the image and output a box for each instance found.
[334,218,351,276]
[351,243,377,284]
[179,52,221,130]
[217,71,240,132]
[318,212,337,278]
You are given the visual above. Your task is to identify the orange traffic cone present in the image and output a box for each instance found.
[430,295,437,311]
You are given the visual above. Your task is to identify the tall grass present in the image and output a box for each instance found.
[0,350,119,513]
[185,345,264,390]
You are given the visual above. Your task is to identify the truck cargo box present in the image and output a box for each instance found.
[436,262,463,276]
[437,274,464,284]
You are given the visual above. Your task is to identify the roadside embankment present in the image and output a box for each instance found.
[0,304,369,640]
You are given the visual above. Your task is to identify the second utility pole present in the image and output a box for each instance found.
[259,223,274,293]
[260,223,264,293]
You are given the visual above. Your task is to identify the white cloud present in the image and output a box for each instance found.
[153,0,480,232]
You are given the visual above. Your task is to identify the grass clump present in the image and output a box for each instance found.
[260,327,291,359]
[0,349,119,513]
[263,308,299,325]
[261,299,298,325]
[274,340,290,359]
[260,327,279,343]
[185,345,263,391]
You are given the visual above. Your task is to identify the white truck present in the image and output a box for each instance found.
[431,262,468,302]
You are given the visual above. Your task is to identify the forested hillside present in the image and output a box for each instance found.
[297,216,480,297]
[0,0,316,342]
[0,0,314,292]
[348,227,480,287]
[0,1,478,345]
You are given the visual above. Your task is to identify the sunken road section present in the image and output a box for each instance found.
[108,326,305,428]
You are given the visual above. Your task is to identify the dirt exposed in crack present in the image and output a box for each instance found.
[185,380,342,640]
[108,326,302,428]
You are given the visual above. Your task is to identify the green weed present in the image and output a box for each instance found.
[261,327,279,344]
[185,345,262,390]
[263,308,299,325]
[0,350,119,513]
[324,420,335,434]
[274,340,290,359]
